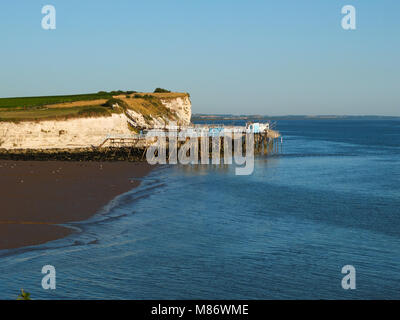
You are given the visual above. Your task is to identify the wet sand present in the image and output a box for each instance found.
[0,161,153,250]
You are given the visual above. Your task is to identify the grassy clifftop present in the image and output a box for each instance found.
[0,92,113,110]
[0,90,189,122]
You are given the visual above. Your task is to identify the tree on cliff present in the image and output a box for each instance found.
[154,88,171,93]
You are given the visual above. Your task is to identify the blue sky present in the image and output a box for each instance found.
[0,0,399,115]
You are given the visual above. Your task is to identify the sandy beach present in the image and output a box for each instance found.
[0,161,152,250]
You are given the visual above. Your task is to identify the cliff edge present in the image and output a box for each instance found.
[0,92,191,150]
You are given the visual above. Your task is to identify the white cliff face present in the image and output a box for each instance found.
[0,96,192,150]
[124,109,148,129]
[0,114,132,149]
[122,95,192,129]
[160,96,192,126]
[124,109,169,129]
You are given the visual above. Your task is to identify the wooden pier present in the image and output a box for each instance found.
[0,124,281,162]
[96,124,282,162]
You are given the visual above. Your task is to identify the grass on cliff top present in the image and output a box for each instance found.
[122,96,178,122]
[0,106,117,122]
[147,92,189,100]
[119,92,189,100]
[0,91,187,122]
[0,93,114,110]
[0,92,188,110]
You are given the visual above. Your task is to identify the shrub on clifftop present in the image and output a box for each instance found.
[154,88,171,93]
[103,98,129,109]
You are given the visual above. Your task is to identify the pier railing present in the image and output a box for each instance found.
[96,124,282,156]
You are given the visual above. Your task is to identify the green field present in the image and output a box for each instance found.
[0,91,187,122]
[0,93,113,110]
[0,106,119,122]
[0,92,120,122]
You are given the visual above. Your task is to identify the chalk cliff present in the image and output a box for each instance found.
[0,95,192,150]
[160,95,191,126]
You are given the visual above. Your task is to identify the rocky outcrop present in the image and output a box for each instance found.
[120,94,192,129]
[160,96,191,126]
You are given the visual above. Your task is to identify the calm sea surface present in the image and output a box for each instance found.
[0,119,399,299]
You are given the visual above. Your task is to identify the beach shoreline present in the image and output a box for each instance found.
[0,160,153,250]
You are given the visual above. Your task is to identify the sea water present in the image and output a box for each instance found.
[0,119,399,299]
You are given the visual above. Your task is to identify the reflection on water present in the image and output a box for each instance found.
[175,153,282,176]
[0,119,399,299]
[178,163,233,175]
